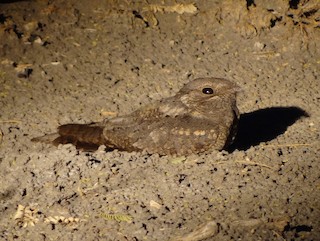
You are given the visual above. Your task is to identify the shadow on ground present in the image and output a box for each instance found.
[228,106,309,151]
[0,1,29,4]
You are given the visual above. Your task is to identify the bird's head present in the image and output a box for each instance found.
[179,77,240,107]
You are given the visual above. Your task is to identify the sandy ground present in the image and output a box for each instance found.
[0,0,319,240]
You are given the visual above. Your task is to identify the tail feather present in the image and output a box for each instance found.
[32,124,105,151]
[31,133,60,143]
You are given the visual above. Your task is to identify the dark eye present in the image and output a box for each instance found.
[202,87,214,95]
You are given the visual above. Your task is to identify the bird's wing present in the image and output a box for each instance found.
[103,110,225,155]
[133,114,225,155]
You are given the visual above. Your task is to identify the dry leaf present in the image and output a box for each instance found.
[14,204,39,228]
[146,3,198,15]
[100,110,118,117]
[44,215,82,225]
[150,200,162,209]
[172,220,218,241]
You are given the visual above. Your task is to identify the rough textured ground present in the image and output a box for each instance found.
[0,0,319,240]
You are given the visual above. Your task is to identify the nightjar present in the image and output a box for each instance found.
[32,78,240,155]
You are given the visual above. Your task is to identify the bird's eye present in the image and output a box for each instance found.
[202,87,214,95]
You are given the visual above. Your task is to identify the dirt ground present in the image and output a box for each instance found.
[0,0,319,240]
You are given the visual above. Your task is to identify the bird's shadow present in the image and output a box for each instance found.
[227,106,309,152]
[0,0,30,3]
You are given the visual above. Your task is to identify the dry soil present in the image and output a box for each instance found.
[0,1,319,240]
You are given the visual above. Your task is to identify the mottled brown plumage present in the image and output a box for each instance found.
[32,78,240,155]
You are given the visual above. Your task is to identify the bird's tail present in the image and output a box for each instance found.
[31,124,105,151]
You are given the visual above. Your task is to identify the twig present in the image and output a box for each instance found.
[0,120,21,124]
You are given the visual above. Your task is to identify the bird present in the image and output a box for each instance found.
[32,77,240,155]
